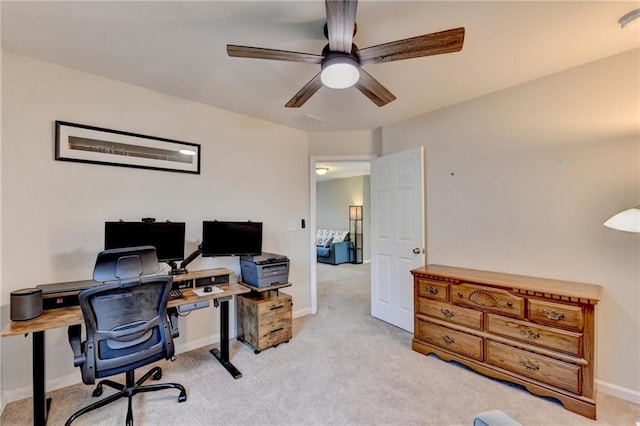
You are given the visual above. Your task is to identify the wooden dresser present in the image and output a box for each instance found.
[411,264,601,419]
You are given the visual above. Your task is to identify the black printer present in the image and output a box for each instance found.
[240,252,290,288]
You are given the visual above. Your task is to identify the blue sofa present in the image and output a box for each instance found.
[316,229,352,265]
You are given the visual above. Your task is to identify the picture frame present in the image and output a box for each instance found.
[55,121,201,174]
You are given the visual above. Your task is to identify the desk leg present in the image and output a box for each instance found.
[209,298,242,379]
[33,331,51,425]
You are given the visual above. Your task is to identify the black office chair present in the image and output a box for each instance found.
[66,246,186,426]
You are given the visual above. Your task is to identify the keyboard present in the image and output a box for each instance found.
[169,289,183,300]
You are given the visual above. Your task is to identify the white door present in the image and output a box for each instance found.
[371,147,425,332]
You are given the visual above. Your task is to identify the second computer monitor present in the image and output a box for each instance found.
[201,221,262,257]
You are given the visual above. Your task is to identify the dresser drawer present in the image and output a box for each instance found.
[528,299,584,331]
[486,341,581,394]
[417,278,449,301]
[418,298,483,330]
[486,314,582,356]
[416,319,483,361]
[452,283,525,319]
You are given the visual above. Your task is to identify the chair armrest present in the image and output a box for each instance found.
[167,307,179,339]
[67,324,86,367]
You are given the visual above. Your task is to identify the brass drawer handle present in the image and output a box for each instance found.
[441,335,455,345]
[427,286,439,295]
[270,305,285,310]
[519,357,540,371]
[519,328,540,340]
[541,309,565,321]
[440,309,455,319]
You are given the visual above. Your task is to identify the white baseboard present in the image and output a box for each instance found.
[293,307,312,318]
[597,379,640,405]
[2,371,81,406]
[174,334,220,355]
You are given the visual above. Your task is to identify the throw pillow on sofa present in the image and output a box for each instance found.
[316,236,333,247]
[330,230,349,243]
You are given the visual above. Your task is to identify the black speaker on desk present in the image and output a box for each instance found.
[10,288,43,321]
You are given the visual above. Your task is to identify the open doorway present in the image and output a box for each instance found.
[309,155,375,315]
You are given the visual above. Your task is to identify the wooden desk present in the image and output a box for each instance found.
[2,269,250,426]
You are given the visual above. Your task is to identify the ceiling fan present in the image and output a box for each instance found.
[227,0,465,108]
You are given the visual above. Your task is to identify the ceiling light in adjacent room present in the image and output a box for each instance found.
[604,205,640,233]
[320,53,360,89]
[315,167,329,176]
[179,149,197,156]
[619,8,640,29]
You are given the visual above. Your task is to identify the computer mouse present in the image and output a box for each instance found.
[204,286,213,293]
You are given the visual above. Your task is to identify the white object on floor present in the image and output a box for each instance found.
[473,410,523,426]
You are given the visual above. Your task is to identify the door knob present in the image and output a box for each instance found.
[412,248,421,254]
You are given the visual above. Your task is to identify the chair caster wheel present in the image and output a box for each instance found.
[92,386,103,397]
[153,370,162,380]
[178,392,187,403]
[254,349,260,354]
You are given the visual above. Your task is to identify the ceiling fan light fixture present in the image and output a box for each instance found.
[320,53,360,89]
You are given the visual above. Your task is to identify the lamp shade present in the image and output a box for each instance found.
[603,205,640,233]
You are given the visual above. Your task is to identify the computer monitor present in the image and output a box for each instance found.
[104,221,186,273]
[201,221,262,257]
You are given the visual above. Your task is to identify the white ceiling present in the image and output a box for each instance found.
[2,1,639,132]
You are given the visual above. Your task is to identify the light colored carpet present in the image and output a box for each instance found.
[2,262,639,425]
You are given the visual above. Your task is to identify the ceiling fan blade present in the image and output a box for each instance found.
[356,27,465,66]
[285,73,323,108]
[227,45,323,64]
[355,69,396,107]
[325,0,358,53]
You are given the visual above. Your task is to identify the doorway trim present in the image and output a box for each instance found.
[309,154,376,315]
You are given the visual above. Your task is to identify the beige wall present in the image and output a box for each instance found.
[308,130,380,157]
[382,49,640,401]
[1,51,311,401]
